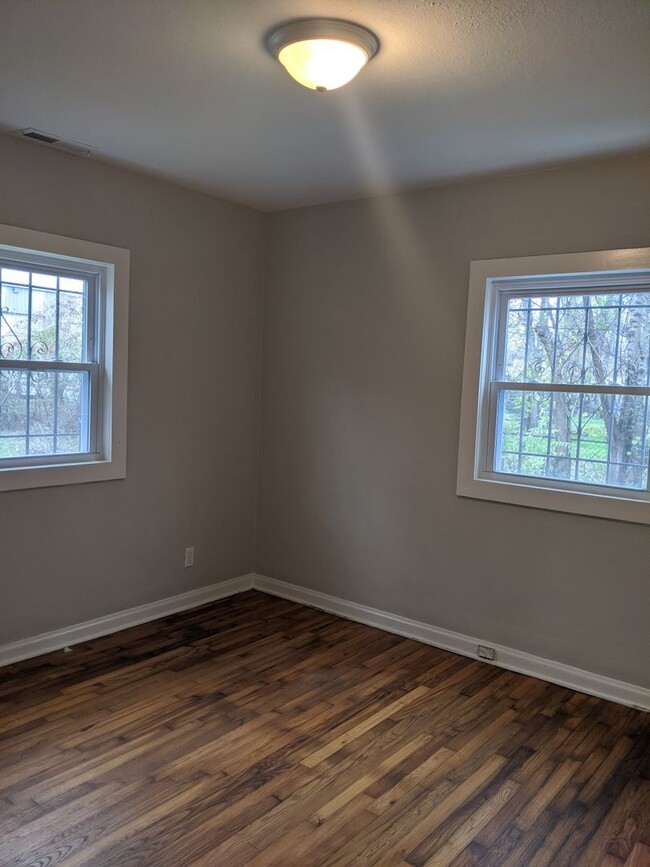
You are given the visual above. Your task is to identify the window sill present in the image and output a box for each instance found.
[457,473,650,525]
[0,456,126,492]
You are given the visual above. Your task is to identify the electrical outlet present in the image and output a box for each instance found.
[184,547,194,568]
[477,644,495,661]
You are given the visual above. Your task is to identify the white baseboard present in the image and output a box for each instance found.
[253,574,650,712]
[0,573,254,667]
[2,570,647,711]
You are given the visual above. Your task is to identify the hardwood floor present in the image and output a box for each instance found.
[1,590,648,866]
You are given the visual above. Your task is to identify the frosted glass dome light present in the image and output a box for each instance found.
[266,19,379,92]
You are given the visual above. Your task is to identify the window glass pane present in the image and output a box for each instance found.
[0,369,27,457]
[1,268,29,285]
[495,389,650,490]
[30,288,58,360]
[56,433,81,453]
[0,369,89,458]
[32,272,57,289]
[28,435,55,455]
[503,291,650,387]
[59,276,84,294]
[58,290,85,362]
[1,284,29,358]
[1,268,87,362]
[57,370,86,451]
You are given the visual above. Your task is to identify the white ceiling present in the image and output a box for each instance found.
[1,0,649,211]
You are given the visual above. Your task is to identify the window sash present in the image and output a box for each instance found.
[0,258,99,365]
[482,285,650,493]
[0,360,101,465]
[492,285,650,385]
[484,384,650,486]
[0,256,102,465]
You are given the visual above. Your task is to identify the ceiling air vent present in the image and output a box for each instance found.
[12,128,95,158]
[23,129,59,144]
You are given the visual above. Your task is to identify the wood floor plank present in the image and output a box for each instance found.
[422,779,520,867]
[1,589,647,866]
[625,843,650,867]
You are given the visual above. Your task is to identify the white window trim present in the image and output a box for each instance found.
[457,247,650,525]
[0,223,129,492]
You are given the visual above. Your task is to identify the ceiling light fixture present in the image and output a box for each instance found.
[266,18,379,92]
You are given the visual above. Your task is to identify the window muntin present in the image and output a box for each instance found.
[490,287,650,494]
[0,260,101,465]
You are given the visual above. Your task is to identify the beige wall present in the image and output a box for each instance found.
[0,137,266,643]
[257,155,650,687]
[2,139,648,689]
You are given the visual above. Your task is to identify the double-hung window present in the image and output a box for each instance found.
[457,248,650,524]
[0,224,129,492]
